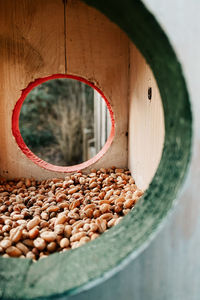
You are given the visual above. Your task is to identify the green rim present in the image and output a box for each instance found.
[0,0,192,299]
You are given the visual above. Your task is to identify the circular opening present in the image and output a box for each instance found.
[12,75,115,172]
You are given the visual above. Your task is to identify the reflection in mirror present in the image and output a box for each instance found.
[19,78,111,166]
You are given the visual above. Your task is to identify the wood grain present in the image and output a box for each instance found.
[0,0,164,189]
[66,0,130,171]
[128,43,165,190]
[0,0,65,179]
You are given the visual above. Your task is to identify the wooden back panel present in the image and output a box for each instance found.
[0,0,164,189]
[0,0,129,179]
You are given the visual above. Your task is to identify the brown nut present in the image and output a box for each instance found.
[6,246,22,257]
[27,216,40,231]
[10,227,23,243]
[40,231,57,242]
[33,238,46,251]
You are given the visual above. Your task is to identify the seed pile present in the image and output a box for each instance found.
[0,167,143,260]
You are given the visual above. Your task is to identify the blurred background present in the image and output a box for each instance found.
[19,78,111,166]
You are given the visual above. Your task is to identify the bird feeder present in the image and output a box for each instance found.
[0,0,192,299]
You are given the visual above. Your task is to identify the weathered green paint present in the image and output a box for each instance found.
[0,0,192,299]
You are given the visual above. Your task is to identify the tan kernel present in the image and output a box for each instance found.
[2,254,9,258]
[40,231,57,242]
[56,235,62,244]
[107,218,116,227]
[0,239,12,249]
[40,220,49,228]
[70,232,86,242]
[10,227,23,243]
[114,217,123,225]
[89,182,97,189]
[23,239,34,247]
[115,197,125,204]
[100,204,111,214]
[90,223,98,232]
[80,236,90,244]
[16,242,29,255]
[91,233,99,240]
[85,208,93,218]
[54,224,64,235]
[26,251,36,260]
[6,246,22,257]
[33,238,46,251]
[2,224,11,232]
[96,219,107,233]
[64,225,72,238]
[99,213,113,221]
[83,223,90,231]
[47,242,57,252]
[60,237,70,248]
[55,214,67,225]
[93,210,101,218]
[29,227,39,239]
[69,199,81,210]
[135,190,144,197]
[79,177,85,185]
[83,204,96,211]
[114,204,123,213]
[123,209,131,215]
[41,212,49,220]
[12,214,24,221]
[68,211,80,220]
[47,206,59,213]
[68,187,79,194]
[25,178,31,187]
[27,216,40,231]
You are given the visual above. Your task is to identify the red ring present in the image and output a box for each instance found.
[12,74,115,173]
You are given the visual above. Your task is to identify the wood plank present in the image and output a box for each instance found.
[66,0,130,171]
[0,0,65,179]
[128,43,165,190]
[0,0,163,185]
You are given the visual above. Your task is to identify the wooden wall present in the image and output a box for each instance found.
[0,0,65,179]
[0,0,129,180]
[128,43,165,190]
[0,0,164,190]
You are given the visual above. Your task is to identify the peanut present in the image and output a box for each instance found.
[60,238,70,248]
[47,242,57,252]
[54,224,64,235]
[55,214,67,225]
[0,239,12,249]
[0,167,142,260]
[70,232,86,242]
[29,227,39,239]
[10,227,23,243]
[26,251,36,260]
[96,219,107,233]
[40,231,57,242]
[6,246,22,257]
[16,242,29,255]
[33,238,46,251]
[27,216,40,231]
[64,225,72,238]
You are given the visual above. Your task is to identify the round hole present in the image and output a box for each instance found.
[12,74,115,172]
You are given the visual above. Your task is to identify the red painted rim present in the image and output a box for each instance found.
[12,74,115,173]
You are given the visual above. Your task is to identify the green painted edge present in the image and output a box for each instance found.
[0,0,192,299]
